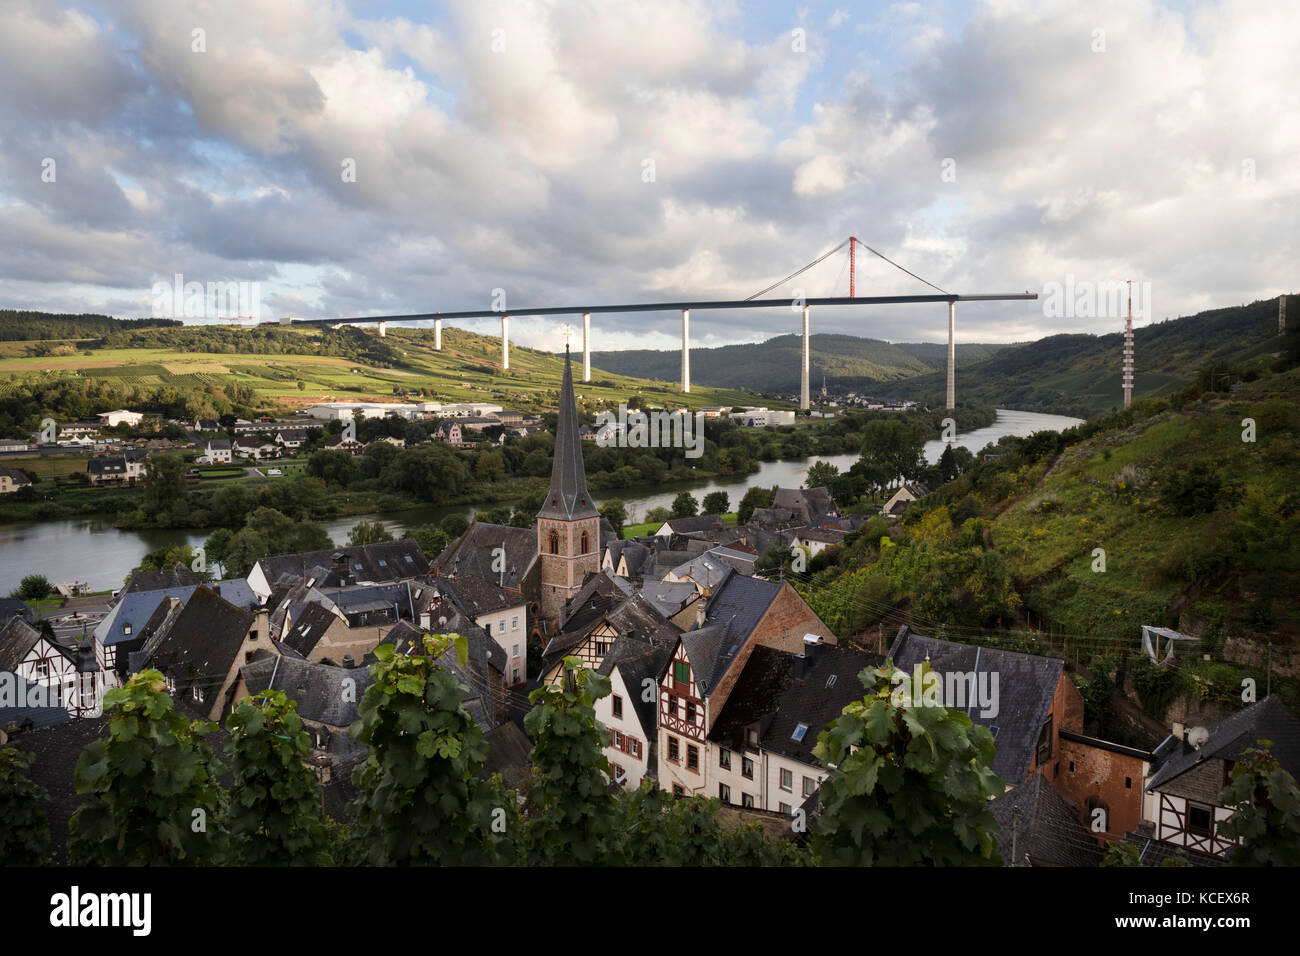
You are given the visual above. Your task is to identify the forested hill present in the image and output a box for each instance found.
[0,310,179,340]
[873,296,1294,418]
[589,333,1004,395]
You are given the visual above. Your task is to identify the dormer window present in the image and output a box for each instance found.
[122,624,132,636]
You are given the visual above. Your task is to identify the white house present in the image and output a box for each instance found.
[206,438,233,463]
[0,616,107,718]
[594,634,676,791]
[97,409,144,428]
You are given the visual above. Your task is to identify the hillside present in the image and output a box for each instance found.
[590,333,1004,395]
[874,296,1293,417]
[800,361,1300,717]
[0,317,774,420]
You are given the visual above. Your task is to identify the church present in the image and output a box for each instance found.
[535,346,602,625]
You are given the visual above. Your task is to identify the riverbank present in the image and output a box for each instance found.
[0,408,1079,593]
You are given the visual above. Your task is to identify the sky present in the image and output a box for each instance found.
[0,0,1295,354]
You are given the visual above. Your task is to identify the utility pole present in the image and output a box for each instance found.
[1123,280,1134,409]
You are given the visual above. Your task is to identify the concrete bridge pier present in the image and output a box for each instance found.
[681,309,691,393]
[800,305,811,410]
[434,317,442,350]
[582,312,591,382]
[502,315,510,369]
[377,321,387,337]
[946,300,956,410]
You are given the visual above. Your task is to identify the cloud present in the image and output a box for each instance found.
[0,0,1293,354]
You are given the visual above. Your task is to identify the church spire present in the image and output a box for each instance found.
[537,346,598,521]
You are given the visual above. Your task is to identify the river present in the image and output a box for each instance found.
[0,408,1082,593]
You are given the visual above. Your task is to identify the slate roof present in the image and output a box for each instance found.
[281,601,340,657]
[888,626,1065,785]
[15,715,111,864]
[598,625,679,738]
[0,597,33,622]
[256,539,427,590]
[433,522,536,592]
[664,551,733,591]
[707,643,879,763]
[1145,695,1300,792]
[0,673,72,733]
[118,563,202,597]
[660,515,726,535]
[773,487,839,524]
[482,722,534,790]
[383,619,500,731]
[637,579,700,619]
[95,583,199,646]
[536,348,599,521]
[990,774,1105,867]
[87,456,128,476]
[0,616,46,672]
[240,655,374,728]
[138,586,254,706]
[0,466,31,486]
[433,573,523,619]
[542,592,668,668]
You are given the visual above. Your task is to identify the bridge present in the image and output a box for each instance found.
[292,238,1037,410]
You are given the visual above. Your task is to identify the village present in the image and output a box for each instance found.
[2,351,1294,868]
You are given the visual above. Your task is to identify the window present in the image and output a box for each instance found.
[1069,761,1075,772]
[719,748,731,770]
[687,745,699,771]
[35,661,49,679]
[746,728,759,749]
[512,643,519,657]
[742,757,754,780]
[673,660,689,686]
[612,730,623,749]
[673,784,685,796]
[667,736,679,763]
[1188,804,1213,838]
[667,695,677,717]
[1036,716,1053,765]
[580,530,590,554]
[548,531,559,554]
[742,793,754,808]
[192,685,204,703]
[610,763,625,787]
[686,701,696,724]
[780,768,793,791]
[512,667,519,683]
[612,695,623,719]
[595,640,610,655]
[792,722,808,742]
[631,738,641,759]
[512,615,519,630]
[719,784,731,804]
[802,776,816,798]
[122,624,132,636]
[779,803,792,815]
[1125,776,1132,789]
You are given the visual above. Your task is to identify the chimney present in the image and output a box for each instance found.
[1171,720,1186,741]
[343,654,355,669]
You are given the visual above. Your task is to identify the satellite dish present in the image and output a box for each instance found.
[1187,726,1210,749]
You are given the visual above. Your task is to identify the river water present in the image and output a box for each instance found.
[0,408,1082,593]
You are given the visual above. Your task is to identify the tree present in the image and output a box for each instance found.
[1217,744,1300,865]
[68,671,225,865]
[670,491,699,519]
[737,485,775,524]
[701,491,730,516]
[0,747,51,865]
[937,445,959,482]
[17,574,51,603]
[524,658,619,865]
[350,634,515,865]
[440,513,469,539]
[858,419,926,489]
[142,453,188,520]
[645,506,671,524]
[411,523,451,560]
[599,498,627,534]
[476,449,506,482]
[811,662,1003,865]
[348,519,394,546]
[805,460,840,490]
[225,691,329,865]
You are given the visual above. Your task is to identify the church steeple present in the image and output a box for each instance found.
[537,346,598,521]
